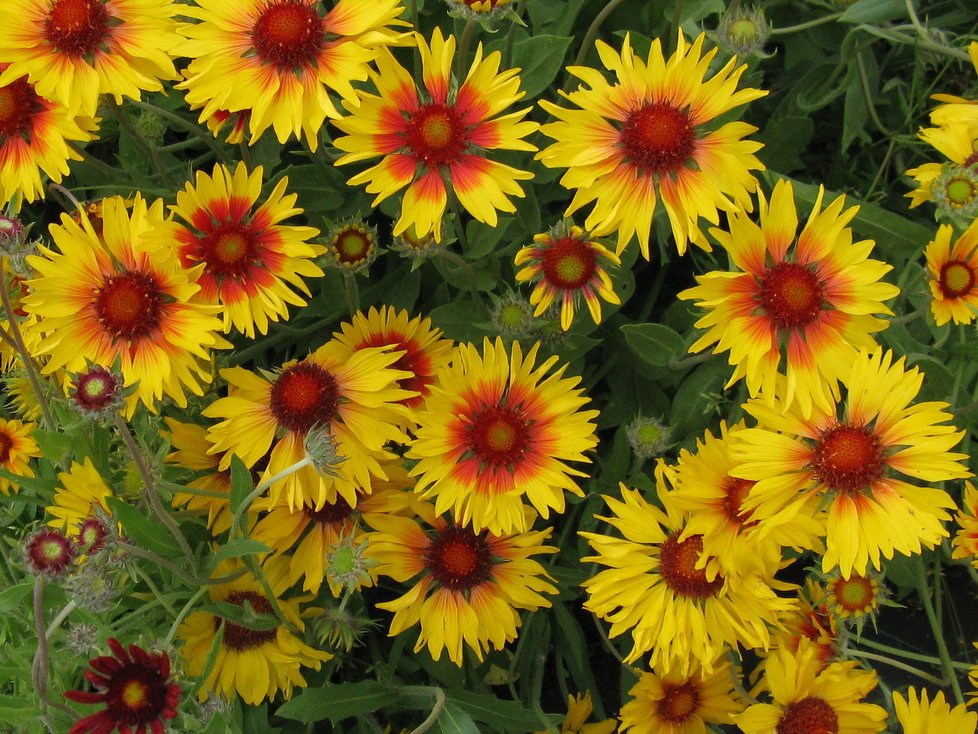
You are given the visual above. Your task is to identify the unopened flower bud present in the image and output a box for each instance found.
[626,415,670,461]
[718,6,769,57]
[24,528,75,577]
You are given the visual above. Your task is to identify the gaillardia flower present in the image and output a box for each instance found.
[514,221,621,331]
[334,28,538,241]
[332,306,454,416]
[46,457,113,535]
[365,503,557,666]
[0,67,96,205]
[618,658,743,734]
[204,340,413,510]
[679,179,899,418]
[536,32,766,258]
[536,693,616,734]
[23,195,230,415]
[0,0,181,117]
[158,162,324,338]
[893,687,977,734]
[408,337,598,535]
[178,558,331,705]
[0,417,41,495]
[177,0,407,150]
[733,348,970,578]
[952,481,978,566]
[905,118,978,215]
[925,220,978,325]
[581,484,794,674]
[65,638,180,734]
[735,641,887,734]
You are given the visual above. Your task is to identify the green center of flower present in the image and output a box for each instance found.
[776,696,839,734]
[831,574,875,613]
[945,176,978,207]
[499,303,530,329]
[658,532,722,599]
[220,591,278,651]
[72,366,119,414]
[728,18,761,46]
[251,0,323,70]
[466,405,530,468]
[270,362,340,434]
[619,103,696,176]
[27,529,73,574]
[333,227,372,264]
[657,681,701,723]
[541,236,597,290]
[77,518,108,553]
[758,261,825,329]
[810,423,884,494]
[44,0,110,57]
[0,78,43,143]
[940,260,975,298]
[92,271,164,341]
[199,223,259,279]
[406,104,466,167]
[425,525,493,590]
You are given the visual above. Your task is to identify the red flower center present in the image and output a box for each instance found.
[619,103,695,176]
[44,0,110,57]
[220,591,278,651]
[777,696,839,734]
[405,104,466,167]
[0,77,43,143]
[939,260,975,298]
[303,496,355,527]
[356,330,431,406]
[831,574,875,614]
[810,422,884,494]
[424,525,493,590]
[92,271,165,341]
[333,227,372,264]
[270,362,340,434]
[466,405,530,469]
[73,366,119,412]
[199,223,260,279]
[758,262,825,329]
[721,476,758,529]
[105,664,169,724]
[658,532,722,599]
[0,431,12,464]
[76,517,109,553]
[251,0,324,70]
[657,680,701,723]
[541,236,598,290]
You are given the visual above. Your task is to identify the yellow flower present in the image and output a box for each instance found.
[906,119,978,211]
[177,0,407,150]
[618,658,743,734]
[925,221,978,326]
[178,557,331,705]
[408,337,599,535]
[23,195,230,415]
[893,687,977,734]
[0,0,181,117]
[536,692,615,734]
[537,31,766,258]
[952,481,978,566]
[736,641,887,734]
[679,179,899,418]
[581,483,795,674]
[0,417,40,495]
[156,162,324,338]
[733,348,971,578]
[46,457,113,535]
[334,28,538,241]
[514,222,621,331]
[365,503,557,666]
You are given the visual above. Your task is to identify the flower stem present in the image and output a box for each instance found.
[400,686,446,734]
[112,412,194,561]
[855,636,973,670]
[45,600,78,639]
[569,0,626,75]
[769,12,844,36]
[845,648,946,686]
[343,271,360,315]
[229,456,312,539]
[32,578,51,712]
[126,99,231,163]
[456,20,477,81]
[437,248,488,317]
[0,256,56,431]
[165,587,209,645]
[915,555,966,703]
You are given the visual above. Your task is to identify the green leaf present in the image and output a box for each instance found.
[842,61,870,153]
[210,538,272,567]
[32,429,74,463]
[0,700,41,725]
[511,35,573,99]
[105,496,181,558]
[275,681,397,723]
[620,323,685,367]
[839,0,907,23]
[445,690,543,732]
[434,700,480,734]
[229,455,253,516]
[0,581,32,613]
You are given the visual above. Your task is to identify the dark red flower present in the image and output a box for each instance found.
[65,638,180,734]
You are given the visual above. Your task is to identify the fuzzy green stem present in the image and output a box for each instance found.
[856,637,973,670]
[126,99,231,163]
[769,12,844,36]
[45,600,78,639]
[343,271,360,315]
[845,648,946,686]
[569,0,626,75]
[0,256,56,431]
[437,248,488,317]
[456,20,477,81]
[402,686,447,734]
[113,412,194,561]
[165,587,209,645]
[230,456,312,539]
[32,577,49,712]
[916,555,965,703]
